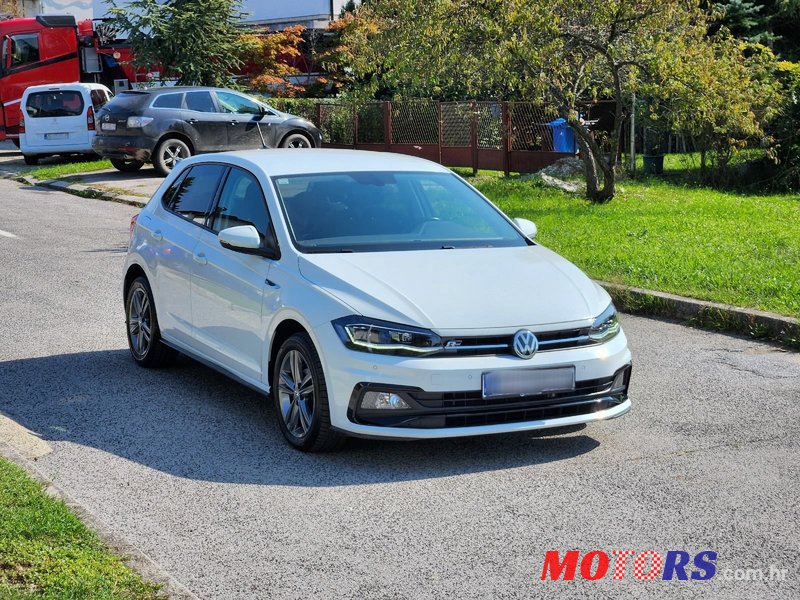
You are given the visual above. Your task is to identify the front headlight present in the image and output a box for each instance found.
[332,316,443,356]
[589,303,621,342]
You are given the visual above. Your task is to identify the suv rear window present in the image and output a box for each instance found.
[26,91,84,118]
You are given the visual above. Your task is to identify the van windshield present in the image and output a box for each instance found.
[26,91,84,118]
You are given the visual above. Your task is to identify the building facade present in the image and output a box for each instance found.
[6,1,352,29]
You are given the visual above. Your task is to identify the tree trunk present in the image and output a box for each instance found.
[569,120,616,203]
[576,134,600,195]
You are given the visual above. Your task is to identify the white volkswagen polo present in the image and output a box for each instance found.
[124,149,632,451]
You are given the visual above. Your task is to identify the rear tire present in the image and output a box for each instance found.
[23,154,39,165]
[125,276,177,368]
[153,137,191,176]
[111,158,144,172]
[272,333,344,452]
[280,133,313,149]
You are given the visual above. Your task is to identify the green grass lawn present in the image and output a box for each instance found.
[463,170,800,319]
[26,159,112,181]
[0,458,162,599]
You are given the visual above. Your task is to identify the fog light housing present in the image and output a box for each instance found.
[361,391,411,410]
[611,365,631,392]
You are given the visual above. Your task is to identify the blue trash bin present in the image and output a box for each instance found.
[547,118,577,153]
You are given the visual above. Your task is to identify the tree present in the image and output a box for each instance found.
[0,1,20,18]
[107,0,247,86]
[345,0,785,200]
[239,25,306,96]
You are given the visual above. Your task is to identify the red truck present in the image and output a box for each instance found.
[0,15,139,143]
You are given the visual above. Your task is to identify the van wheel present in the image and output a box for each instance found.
[272,333,345,452]
[153,138,191,176]
[111,158,144,172]
[23,155,39,166]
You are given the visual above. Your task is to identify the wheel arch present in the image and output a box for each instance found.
[279,129,315,148]
[156,131,195,155]
[267,319,310,388]
[123,262,148,302]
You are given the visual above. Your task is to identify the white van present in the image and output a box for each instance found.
[19,83,113,165]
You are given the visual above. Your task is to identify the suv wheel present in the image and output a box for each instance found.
[272,333,344,452]
[280,133,313,149]
[125,276,177,368]
[153,138,191,176]
[111,158,144,172]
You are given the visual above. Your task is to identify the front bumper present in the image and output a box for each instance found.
[313,322,633,439]
[92,134,154,162]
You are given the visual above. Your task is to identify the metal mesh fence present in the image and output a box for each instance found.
[441,102,471,147]
[357,102,384,144]
[391,101,439,145]
[509,103,557,151]
[476,101,502,149]
[318,103,354,145]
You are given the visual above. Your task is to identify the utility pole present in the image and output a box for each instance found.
[629,92,636,174]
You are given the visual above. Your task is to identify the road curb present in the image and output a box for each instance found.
[11,171,147,207]
[0,442,199,600]
[599,281,800,351]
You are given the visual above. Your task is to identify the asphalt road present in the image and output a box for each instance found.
[0,179,798,599]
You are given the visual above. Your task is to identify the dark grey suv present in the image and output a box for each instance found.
[92,86,322,175]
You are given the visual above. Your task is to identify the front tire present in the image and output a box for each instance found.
[153,137,191,176]
[280,133,313,149]
[272,333,344,452]
[125,277,177,368]
[111,158,144,172]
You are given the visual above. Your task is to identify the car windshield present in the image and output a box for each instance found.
[272,171,527,253]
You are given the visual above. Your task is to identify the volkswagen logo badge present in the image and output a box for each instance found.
[513,329,538,359]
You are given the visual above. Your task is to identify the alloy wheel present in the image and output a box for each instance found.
[277,350,315,438]
[161,142,189,168]
[128,287,152,358]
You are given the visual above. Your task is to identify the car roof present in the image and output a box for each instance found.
[124,86,238,95]
[185,149,452,177]
[24,82,111,94]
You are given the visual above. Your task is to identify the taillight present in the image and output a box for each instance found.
[129,214,138,242]
[18,107,25,134]
[87,106,95,131]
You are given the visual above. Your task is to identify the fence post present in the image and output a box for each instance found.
[470,100,478,175]
[384,101,392,151]
[352,103,358,149]
[437,102,443,165]
[502,101,510,177]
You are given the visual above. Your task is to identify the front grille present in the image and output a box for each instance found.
[439,328,596,356]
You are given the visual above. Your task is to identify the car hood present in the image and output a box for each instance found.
[298,245,611,332]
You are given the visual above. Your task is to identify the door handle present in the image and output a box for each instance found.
[188,118,198,124]
[193,251,207,265]
[229,120,238,126]
[151,229,162,241]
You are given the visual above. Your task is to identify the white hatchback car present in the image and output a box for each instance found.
[124,150,632,451]
[20,83,112,165]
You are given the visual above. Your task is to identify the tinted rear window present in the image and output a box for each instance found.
[26,91,84,118]
[107,91,150,110]
[152,93,184,109]
[165,164,227,224]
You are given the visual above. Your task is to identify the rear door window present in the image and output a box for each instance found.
[90,89,110,111]
[164,164,227,225]
[185,91,216,113]
[26,91,85,118]
[152,93,185,109]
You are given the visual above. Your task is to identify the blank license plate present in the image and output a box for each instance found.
[45,132,68,140]
[482,367,575,399]
[101,122,116,131]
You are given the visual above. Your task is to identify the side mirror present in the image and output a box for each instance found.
[513,217,537,239]
[218,225,280,259]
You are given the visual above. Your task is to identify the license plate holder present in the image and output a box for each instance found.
[45,132,68,140]
[101,122,117,131]
[482,366,576,399]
